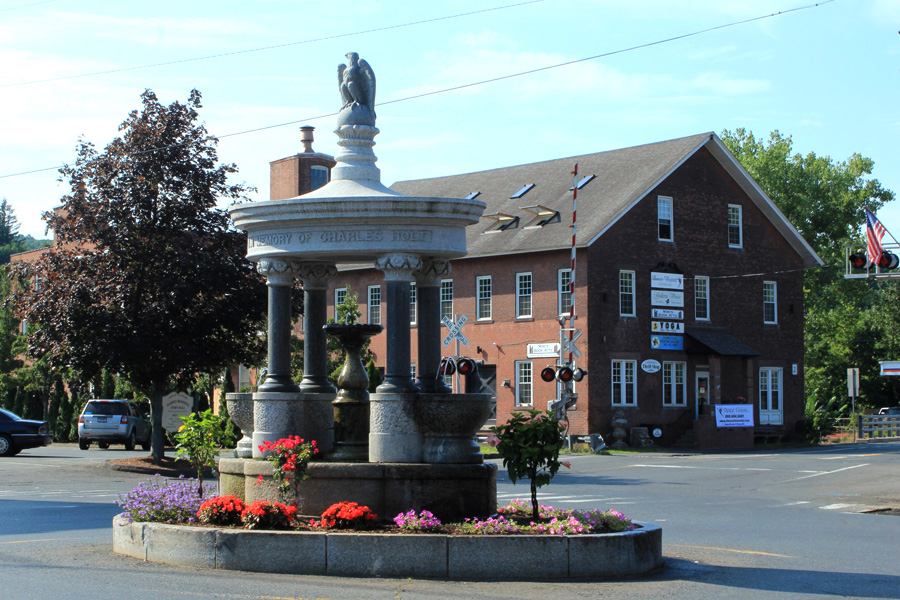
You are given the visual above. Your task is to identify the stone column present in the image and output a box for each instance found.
[375,253,421,393]
[296,262,338,394]
[414,258,452,393]
[257,259,300,393]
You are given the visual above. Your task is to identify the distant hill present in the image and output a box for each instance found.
[0,235,52,264]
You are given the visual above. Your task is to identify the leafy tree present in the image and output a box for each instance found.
[721,129,896,409]
[55,384,75,442]
[100,370,117,399]
[175,409,234,497]
[0,199,20,247]
[11,89,268,463]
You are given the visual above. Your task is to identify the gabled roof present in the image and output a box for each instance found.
[390,133,823,268]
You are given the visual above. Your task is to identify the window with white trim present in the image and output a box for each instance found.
[695,276,709,321]
[728,204,743,248]
[619,271,635,317]
[477,276,492,320]
[515,360,533,406]
[334,287,347,319]
[368,285,381,325]
[409,282,417,325]
[658,196,673,241]
[516,272,532,318]
[763,281,777,324]
[611,360,637,406]
[759,367,782,413]
[662,362,686,406]
[440,280,453,320]
[558,269,572,316]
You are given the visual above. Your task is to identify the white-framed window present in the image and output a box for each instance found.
[619,271,635,317]
[410,363,416,378]
[310,165,329,191]
[409,282,417,325]
[728,204,743,248]
[695,276,710,321]
[658,196,673,242]
[558,269,572,316]
[763,281,777,324]
[515,360,533,406]
[516,272,532,318]
[334,287,347,319]
[611,360,637,406]
[440,280,453,321]
[759,367,783,419]
[368,285,381,325]
[663,362,687,406]
[477,276,492,320]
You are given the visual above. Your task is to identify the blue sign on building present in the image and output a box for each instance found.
[650,335,683,351]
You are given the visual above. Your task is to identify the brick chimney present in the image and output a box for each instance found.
[269,126,337,200]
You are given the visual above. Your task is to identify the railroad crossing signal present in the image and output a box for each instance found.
[442,314,469,347]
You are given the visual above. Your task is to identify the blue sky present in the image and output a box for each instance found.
[1,0,898,249]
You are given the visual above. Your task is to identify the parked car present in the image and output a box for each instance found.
[78,399,151,451]
[878,407,900,415]
[0,407,52,456]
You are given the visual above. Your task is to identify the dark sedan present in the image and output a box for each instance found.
[0,408,53,456]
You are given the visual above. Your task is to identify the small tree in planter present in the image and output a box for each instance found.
[175,409,235,496]
[489,410,568,521]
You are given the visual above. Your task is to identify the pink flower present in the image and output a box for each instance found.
[485,434,500,447]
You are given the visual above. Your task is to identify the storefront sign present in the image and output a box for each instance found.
[162,391,194,433]
[879,361,900,376]
[650,290,684,308]
[650,335,683,350]
[651,321,684,334]
[641,359,661,373]
[714,404,754,428]
[527,343,561,358]
[651,308,684,320]
[650,272,684,290]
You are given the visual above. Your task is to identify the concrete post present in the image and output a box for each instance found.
[256,259,300,393]
[296,262,338,394]
[415,259,452,392]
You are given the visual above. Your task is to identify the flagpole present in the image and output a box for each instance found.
[568,163,578,367]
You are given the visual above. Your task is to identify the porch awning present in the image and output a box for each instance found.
[684,327,759,357]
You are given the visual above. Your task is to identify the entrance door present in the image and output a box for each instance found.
[759,367,783,425]
[695,369,709,420]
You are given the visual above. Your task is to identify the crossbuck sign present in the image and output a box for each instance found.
[442,315,469,347]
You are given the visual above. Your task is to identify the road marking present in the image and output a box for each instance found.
[0,538,69,545]
[780,501,811,506]
[632,464,770,472]
[669,544,792,558]
[776,463,869,483]
[819,503,865,511]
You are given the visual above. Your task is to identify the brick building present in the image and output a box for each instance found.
[278,131,821,449]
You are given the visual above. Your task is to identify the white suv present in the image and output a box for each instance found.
[77,399,151,451]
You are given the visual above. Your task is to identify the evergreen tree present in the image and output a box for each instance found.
[56,385,74,442]
[48,376,65,428]
[100,370,116,398]
[24,391,42,420]
[68,388,83,442]
[0,199,20,247]
[12,386,26,416]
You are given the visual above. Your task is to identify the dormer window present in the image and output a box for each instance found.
[465,191,481,200]
[570,175,595,190]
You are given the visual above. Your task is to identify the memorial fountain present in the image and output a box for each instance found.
[218,52,496,521]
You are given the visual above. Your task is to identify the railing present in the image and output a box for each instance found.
[858,414,900,439]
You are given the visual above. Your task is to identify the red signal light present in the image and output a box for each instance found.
[540,366,556,382]
[457,357,477,376]
[556,366,574,383]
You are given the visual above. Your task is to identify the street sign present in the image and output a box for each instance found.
[442,314,469,347]
[848,368,860,396]
[879,361,900,376]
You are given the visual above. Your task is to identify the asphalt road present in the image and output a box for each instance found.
[1,442,899,600]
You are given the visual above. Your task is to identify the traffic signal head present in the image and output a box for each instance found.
[556,366,574,383]
[877,251,900,270]
[456,357,477,376]
[439,357,455,376]
[572,367,587,382]
[849,252,870,268]
[540,366,556,382]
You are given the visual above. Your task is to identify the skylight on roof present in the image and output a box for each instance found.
[465,191,481,200]
[570,174,595,190]
[510,183,535,199]
[521,205,559,229]
[481,212,518,233]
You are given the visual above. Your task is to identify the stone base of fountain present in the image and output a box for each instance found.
[251,391,335,457]
[218,458,498,522]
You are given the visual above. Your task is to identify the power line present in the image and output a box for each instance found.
[0,0,546,89]
[0,0,835,180]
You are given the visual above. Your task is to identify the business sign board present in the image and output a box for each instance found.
[650,290,684,308]
[650,335,683,351]
[527,343,561,358]
[641,359,661,373]
[651,308,684,320]
[162,391,194,433]
[879,361,900,376]
[651,321,684,334]
[650,272,684,290]
[714,404,754,428]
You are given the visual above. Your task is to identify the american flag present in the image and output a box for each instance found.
[866,208,886,265]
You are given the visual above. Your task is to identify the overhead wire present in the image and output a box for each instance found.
[0,0,547,88]
[0,0,835,180]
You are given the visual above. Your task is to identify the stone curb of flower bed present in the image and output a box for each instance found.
[112,515,663,580]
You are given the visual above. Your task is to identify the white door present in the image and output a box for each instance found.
[759,368,783,425]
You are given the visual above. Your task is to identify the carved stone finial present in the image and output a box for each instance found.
[414,258,452,286]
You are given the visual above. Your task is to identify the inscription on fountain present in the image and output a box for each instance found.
[250,229,435,248]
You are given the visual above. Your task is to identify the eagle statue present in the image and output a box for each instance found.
[337,52,376,122]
